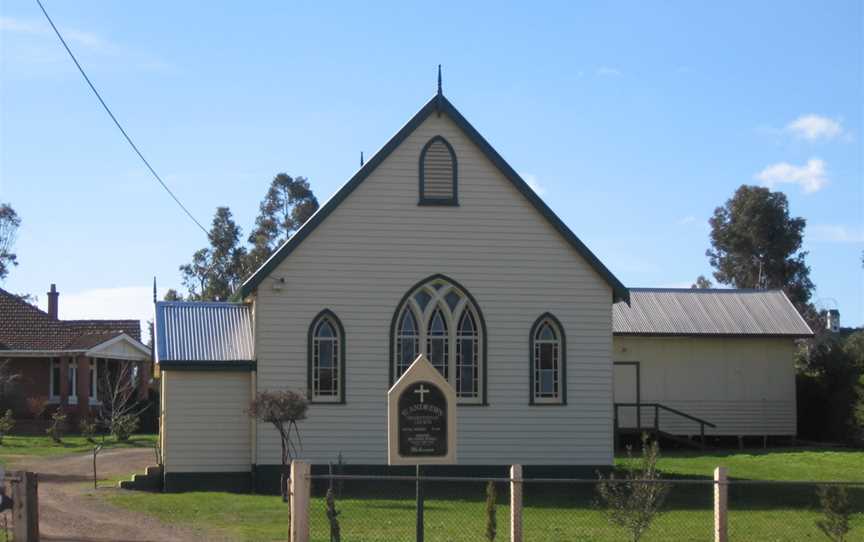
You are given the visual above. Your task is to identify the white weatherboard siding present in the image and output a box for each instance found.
[162,371,252,472]
[254,112,614,467]
[613,337,798,436]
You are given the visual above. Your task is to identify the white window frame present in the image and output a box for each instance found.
[67,359,78,405]
[532,318,563,405]
[89,358,100,405]
[310,314,343,403]
[394,279,483,404]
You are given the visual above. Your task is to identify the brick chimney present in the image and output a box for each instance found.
[47,284,59,320]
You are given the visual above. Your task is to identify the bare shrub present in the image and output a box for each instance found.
[325,487,341,542]
[817,485,853,542]
[247,390,308,502]
[79,416,98,443]
[97,362,147,440]
[0,410,13,444]
[485,480,497,541]
[596,435,670,542]
[47,408,67,443]
[26,396,48,420]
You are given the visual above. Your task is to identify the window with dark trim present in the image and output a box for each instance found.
[391,275,486,404]
[308,310,346,403]
[50,358,60,399]
[419,136,458,205]
[529,313,566,405]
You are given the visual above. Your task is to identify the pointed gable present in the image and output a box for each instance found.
[241,94,628,303]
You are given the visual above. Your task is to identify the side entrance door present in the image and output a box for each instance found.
[613,362,640,430]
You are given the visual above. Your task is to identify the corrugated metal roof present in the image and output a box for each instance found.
[155,301,254,362]
[613,288,813,337]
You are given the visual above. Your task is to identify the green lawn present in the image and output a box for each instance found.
[101,447,864,541]
[0,434,157,466]
[104,488,864,542]
[624,447,864,482]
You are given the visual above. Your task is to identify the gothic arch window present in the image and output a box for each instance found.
[391,275,486,404]
[308,309,345,403]
[419,136,458,205]
[396,307,420,377]
[529,313,566,405]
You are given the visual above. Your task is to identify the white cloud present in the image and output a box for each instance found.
[596,66,623,77]
[677,216,696,225]
[523,174,546,196]
[37,286,164,341]
[786,114,844,141]
[809,225,864,243]
[0,16,113,53]
[755,158,828,194]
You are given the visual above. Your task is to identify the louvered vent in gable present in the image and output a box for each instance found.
[419,136,457,205]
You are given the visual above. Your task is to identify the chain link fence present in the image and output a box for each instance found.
[303,473,863,542]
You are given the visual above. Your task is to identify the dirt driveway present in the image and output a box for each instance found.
[7,448,224,542]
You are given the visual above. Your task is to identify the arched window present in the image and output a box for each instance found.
[396,308,419,377]
[419,136,457,205]
[308,310,345,403]
[427,308,449,378]
[456,309,479,399]
[530,314,566,405]
[391,275,486,404]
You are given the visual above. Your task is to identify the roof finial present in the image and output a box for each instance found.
[437,64,442,95]
[360,151,364,166]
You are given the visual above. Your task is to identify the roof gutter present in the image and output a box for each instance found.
[157,360,257,371]
[0,349,88,357]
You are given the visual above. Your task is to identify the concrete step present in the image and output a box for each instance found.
[118,470,163,492]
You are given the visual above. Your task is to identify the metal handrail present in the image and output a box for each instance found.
[615,402,717,428]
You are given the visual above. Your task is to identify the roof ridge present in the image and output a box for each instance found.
[630,287,786,294]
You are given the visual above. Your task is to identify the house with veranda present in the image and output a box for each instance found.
[154,84,811,492]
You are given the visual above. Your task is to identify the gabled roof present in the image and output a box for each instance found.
[240,93,629,303]
[612,288,813,337]
[155,301,254,366]
[0,287,143,353]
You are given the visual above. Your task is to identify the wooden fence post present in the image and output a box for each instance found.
[714,467,728,542]
[289,461,310,542]
[12,471,39,542]
[510,465,523,542]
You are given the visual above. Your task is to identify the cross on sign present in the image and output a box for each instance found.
[414,384,430,403]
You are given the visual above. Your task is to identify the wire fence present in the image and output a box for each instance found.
[303,474,864,542]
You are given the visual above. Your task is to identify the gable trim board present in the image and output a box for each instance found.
[240,93,629,304]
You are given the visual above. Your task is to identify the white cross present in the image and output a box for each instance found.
[414,384,430,403]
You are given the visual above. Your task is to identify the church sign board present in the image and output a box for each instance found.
[387,354,457,465]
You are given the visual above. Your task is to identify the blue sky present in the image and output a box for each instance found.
[1,1,862,330]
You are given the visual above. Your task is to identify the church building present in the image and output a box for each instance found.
[154,82,811,492]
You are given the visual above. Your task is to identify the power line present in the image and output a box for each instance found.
[34,0,210,238]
